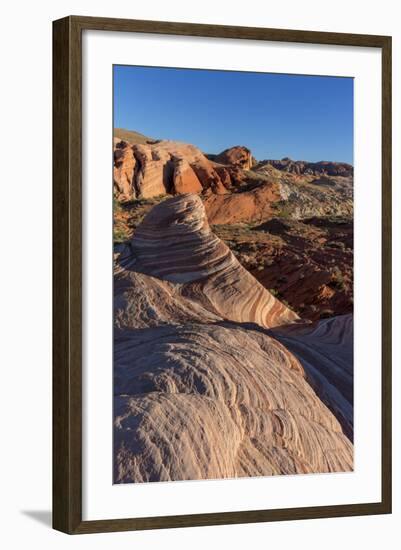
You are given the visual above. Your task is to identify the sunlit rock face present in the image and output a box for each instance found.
[214,145,254,170]
[113,140,230,201]
[113,194,353,484]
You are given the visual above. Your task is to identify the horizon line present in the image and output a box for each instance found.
[114,127,354,166]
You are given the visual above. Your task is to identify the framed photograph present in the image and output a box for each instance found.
[53,16,392,534]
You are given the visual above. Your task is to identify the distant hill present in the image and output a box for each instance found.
[256,157,353,177]
[114,128,153,144]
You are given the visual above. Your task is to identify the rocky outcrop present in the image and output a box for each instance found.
[133,143,172,198]
[245,216,353,321]
[113,194,353,483]
[125,194,297,327]
[172,158,203,194]
[214,145,254,170]
[114,133,354,228]
[257,157,353,177]
[113,139,229,201]
[204,181,281,225]
[113,140,137,201]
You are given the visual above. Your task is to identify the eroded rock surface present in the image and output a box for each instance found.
[113,194,353,483]
[213,145,254,170]
[113,139,229,201]
[271,314,354,440]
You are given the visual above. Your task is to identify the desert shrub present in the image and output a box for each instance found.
[328,240,346,250]
[331,266,346,290]
[113,225,130,244]
[276,204,293,219]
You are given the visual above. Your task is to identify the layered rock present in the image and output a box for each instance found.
[113,139,229,201]
[123,194,297,327]
[114,320,353,483]
[271,314,354,440]
[113,140,137,201]
[113,194,353,483]
[133,143,172,198]
[245,217,354,321]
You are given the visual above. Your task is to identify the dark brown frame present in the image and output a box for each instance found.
[53,15,392,534]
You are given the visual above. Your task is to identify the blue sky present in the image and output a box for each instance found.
[114,65,353,164]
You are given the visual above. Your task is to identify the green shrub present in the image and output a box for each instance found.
[331,266,346,290]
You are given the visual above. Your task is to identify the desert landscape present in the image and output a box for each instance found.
[113,127,354,483]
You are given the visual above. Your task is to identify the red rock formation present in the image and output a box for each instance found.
[133,144,171,198]
[213,165,232,189]
[204,182,281,224]
[113,140,137,201]
[214,145,253,170]
[246,217,353,321]
[172,158,203,194]
[113,138,228,201]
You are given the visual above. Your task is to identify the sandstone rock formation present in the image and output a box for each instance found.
[246,217,353,321]
[172,158,203,194]
[213,145,254,170]
[212,215,353,322]
[113,140,137,201]
[113,138,230,201]
[204,181,281,225]
[114,131,353,227]
[126,194,297,327]
[113,194,353,483]
[271,314,354,440]
[113,130,354,323]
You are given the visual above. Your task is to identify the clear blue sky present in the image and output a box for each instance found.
[114,65,353,164]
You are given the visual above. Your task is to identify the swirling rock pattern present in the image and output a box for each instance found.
[271,314,354,440]
[121,194,298,327]
[114,194,353,483]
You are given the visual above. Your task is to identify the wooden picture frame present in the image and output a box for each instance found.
[53,15,392,534]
